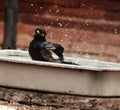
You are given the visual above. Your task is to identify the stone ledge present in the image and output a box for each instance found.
[0,87,120,110]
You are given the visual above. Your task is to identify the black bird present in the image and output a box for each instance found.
[29,28,64,63]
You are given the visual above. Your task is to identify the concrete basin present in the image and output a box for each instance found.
[0,50,120,97]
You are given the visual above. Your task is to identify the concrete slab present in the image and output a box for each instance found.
[0,50,120,97]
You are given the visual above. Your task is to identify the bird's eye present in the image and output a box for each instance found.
[36,30,40,34]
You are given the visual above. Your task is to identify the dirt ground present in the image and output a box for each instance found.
[0,87,120,110]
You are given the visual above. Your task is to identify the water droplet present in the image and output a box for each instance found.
[35,14,39,17]
[56,18,59,21]
[54,5,58,7]
[117,6,120,9]
[114,28,118,34]
[76,47,80,51]
[86,23,89,26]
[47,26,50,29]
[49,107,53,110]
[56,10,60,13]
[31,3,34,7]
[49,9,52,12]
[65,23,70,27]
[90,6,94,10]
[68,18,72,21]
[85,53,90,59]
[68,41,71,44]
[40,7,43,9]
[35,9,38,11]
[58,23,63,27]
[50,22,53,25]
[100,44,104,48]
[60,39,64,42]
[50,32,53,38]
[64,34,68,37]
[72,46,75,49]
[83,41,87,44]
[82,3,85,6]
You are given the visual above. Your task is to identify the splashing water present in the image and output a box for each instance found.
[58,23,63,27]
[56,10,60,13]
[0,50,120,70]
[81,3,85,6]
[39,7,43,9]
[49,9,52,12]
[30,3,34,7]
[64,34,68,37]
[114,28,118,34]
[60,39,64,42]
[49,32,53,38]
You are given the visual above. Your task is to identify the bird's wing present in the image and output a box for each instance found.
[40,42,56,50]
[39,41,64,61]
[41,42,64,53]
[40,48,61,62]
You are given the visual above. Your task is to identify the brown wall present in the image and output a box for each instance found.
[0,0,120,62]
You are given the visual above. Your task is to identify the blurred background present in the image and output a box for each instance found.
[0,0,120,62]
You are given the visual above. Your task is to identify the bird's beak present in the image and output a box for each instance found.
[40,33,45,37]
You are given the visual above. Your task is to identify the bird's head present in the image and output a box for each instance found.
[35,28,46,37]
